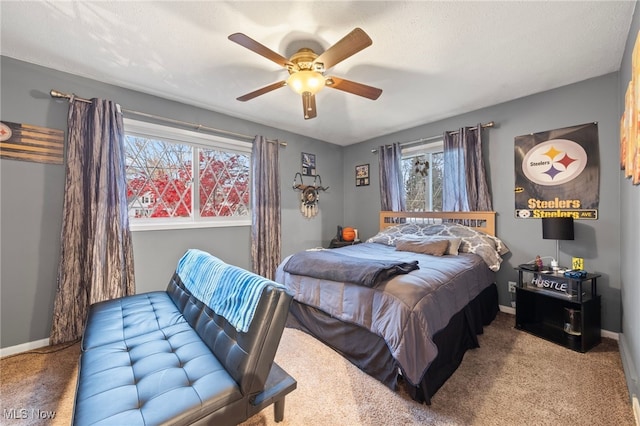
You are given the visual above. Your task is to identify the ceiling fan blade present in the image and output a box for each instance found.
[236,81,287,102]
[302,92,317,120]
[326,76,382,100]
[314,28,372,71]
[228,33,293,69]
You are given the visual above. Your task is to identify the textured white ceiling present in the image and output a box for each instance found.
[0,1,635,146]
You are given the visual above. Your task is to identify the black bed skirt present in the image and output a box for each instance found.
[286,282,499,405]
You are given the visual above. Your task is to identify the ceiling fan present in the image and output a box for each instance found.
[228,28,383,120]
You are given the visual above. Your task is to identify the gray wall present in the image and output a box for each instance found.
[0,57,344,348]
[344,73,623,334]
[618,5,640,406]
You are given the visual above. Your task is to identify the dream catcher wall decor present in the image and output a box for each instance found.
[293,172,328,218]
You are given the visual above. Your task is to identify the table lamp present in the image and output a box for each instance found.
[542,217,574,270]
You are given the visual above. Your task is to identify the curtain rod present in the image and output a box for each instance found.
[49,89,286,147]
[371,121,495,153]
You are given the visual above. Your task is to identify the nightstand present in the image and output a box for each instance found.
[328,239,361,249]
[514,267,601,352]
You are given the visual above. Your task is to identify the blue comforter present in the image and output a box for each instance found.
[276,242,495,386]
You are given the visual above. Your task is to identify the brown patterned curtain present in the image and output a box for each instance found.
[443,124,492,211]
[50,97,135,345]
[250,136,281,280]
[378,142,406,211]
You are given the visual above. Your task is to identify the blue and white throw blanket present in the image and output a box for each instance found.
[176,249,283,333]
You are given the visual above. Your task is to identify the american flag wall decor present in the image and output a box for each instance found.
[0,121,64,165]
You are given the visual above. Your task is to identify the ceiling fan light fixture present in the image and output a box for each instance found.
[229,29,382,118]
[287,70,325,95]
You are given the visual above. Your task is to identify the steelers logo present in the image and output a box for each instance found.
[522,139,587,186]
[517,209,531,218]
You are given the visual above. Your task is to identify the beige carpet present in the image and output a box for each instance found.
[1,312,636,425]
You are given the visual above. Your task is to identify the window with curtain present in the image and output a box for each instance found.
[124,119,252,231]
[401,140,444,212]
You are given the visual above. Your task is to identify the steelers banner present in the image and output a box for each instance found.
[514,122,599,220]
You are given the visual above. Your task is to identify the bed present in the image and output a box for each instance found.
[275,211,509,404]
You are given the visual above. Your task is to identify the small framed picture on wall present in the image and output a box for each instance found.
[355,164,369,186]
[302,152,316,176]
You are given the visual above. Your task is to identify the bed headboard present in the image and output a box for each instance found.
[379,211,496,236]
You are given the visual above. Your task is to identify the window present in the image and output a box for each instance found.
[124,119,251,231]
[401,141,444,212]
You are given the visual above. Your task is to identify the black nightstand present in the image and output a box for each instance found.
[328,239,361,249]
[515,267,601,352]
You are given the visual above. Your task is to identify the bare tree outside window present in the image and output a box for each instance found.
[401,144,444,212]
[199,148,250,217]
[126,137,193,218]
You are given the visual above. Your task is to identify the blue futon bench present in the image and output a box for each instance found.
[72,249,296,425]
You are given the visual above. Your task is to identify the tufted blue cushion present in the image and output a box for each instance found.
[74,317,241,425]
[81,291,187,351]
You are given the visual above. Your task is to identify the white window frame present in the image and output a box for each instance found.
[124,118,252,232]
[402,140,443,212]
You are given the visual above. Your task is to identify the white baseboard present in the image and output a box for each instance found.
[498,304,618,340]
[0,338,50,358]
[499,304,515,315]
